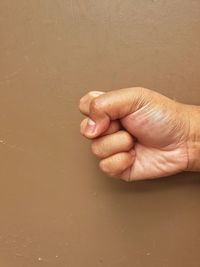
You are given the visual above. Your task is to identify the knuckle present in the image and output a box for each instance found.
[99,160,108,173]
[90,98,102,112]
[79,94,86,104]
[87,91,95,98]
[79,96,87,111]
[100,157,126,178]
[79,98,84,110]
[125,133,134,146]
[99,157,115,173]
[121,130,130,139]
[91,142,101,157]
[119,131,133,146]
[88,91,99,98]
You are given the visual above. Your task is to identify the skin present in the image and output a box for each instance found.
[79,87,200,181]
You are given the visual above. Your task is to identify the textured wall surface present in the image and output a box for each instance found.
[0,1,200,266]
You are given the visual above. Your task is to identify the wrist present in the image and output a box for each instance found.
[186,105,200,171]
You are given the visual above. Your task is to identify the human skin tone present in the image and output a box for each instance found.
[79,87,200,181]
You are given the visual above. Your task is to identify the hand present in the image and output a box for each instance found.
[79,87,198,181]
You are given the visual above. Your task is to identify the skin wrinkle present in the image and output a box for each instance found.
[124,99,186,149]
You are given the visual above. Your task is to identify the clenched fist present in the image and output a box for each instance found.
[79,87,200,181]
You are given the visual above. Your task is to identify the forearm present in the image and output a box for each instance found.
[186,105,200,171]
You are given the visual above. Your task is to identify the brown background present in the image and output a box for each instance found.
[0,1,200,266]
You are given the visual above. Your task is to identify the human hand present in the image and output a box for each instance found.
[79,87,199,181]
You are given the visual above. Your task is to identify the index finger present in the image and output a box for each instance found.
[84,87,147,138]
[79,91,105,116]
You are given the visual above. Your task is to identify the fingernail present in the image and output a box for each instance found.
[85,118,96,135]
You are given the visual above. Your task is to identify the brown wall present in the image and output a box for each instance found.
[0,1,200,266]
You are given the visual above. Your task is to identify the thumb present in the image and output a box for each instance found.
[84,87,147,138]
